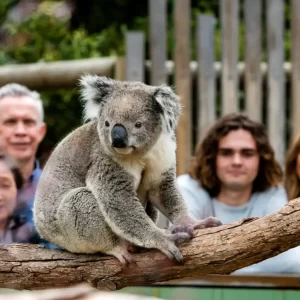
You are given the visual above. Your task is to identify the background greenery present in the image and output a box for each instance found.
[0,0,293,162]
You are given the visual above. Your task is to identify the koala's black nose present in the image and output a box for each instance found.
[111,124,128,148]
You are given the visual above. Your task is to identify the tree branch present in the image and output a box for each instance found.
[1,198,300,291]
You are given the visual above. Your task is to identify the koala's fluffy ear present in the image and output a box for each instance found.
[79,74,115,122]
[153,85,182,133]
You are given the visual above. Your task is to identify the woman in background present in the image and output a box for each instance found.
[284,134,300,201]
[0,153,38,243]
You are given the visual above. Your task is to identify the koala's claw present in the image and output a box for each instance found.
[193,216,222,230]
[157,231,192,264]
[116,252,134,265]
[159,242,184,264]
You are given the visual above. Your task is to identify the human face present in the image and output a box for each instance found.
[0,161,17,228]
[0,96,46,163]
[216,129,259,191]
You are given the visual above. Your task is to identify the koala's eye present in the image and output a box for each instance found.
[105,121,110,127]
[135,122,142,128]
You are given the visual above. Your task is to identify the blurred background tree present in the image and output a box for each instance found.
[0,0,292,163]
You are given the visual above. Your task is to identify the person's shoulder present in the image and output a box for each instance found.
[177,174,209,194]
[176,174,213,219]
[258,185,287,199]
[177,173,198,187]
[176,174,211,201]
[254,185,288,214]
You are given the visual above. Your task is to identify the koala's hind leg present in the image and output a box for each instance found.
[106,239,136,265]
[56,187,134,264]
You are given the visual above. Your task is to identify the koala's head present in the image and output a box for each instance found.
[79,75,181,156]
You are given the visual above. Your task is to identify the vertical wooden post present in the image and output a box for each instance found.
[114,57,126,81]
[126,32,145,82]
[291,0,300,141]
[267,0,285,165]
[244,0,262,122]
[220,0,239,115]
[174,0,192,175]
[197,14,216,139]
[149,0,167,85]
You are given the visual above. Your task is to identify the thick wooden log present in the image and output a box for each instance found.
[0,197,300,291]
[0,59,292,91]
[0,57,117,90]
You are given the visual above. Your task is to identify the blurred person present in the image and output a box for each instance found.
[0,83,51,246]
[177,112,300,274]
[0,153,39,243]
[284,133,300,200]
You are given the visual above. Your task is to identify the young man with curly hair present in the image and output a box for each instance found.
[177,112,300,274]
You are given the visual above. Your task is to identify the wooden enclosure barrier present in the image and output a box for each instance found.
[125,0,300,173]
[1,0,299,172]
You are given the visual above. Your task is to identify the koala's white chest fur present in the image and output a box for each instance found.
[119,133,176,205]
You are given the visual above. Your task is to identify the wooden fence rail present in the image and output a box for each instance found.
[0,57,117,89]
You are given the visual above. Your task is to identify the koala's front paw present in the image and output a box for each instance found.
[169,224,194,237]
[170,216,222,237]
[158,231,192,264]
[193,216,222,230]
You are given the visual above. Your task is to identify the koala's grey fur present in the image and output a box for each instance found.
[33,75,221,265]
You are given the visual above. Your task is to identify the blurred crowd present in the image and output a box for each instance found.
[1,82,300,274]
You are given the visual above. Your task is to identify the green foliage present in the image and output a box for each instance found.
[1,16,126,65]
[0,0,16,24]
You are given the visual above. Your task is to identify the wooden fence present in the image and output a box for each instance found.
[125,0,300,175]
[0,0,299,175]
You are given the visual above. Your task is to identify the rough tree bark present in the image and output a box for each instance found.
[0,197,300,291]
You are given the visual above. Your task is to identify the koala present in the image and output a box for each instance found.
[33,75,221,265]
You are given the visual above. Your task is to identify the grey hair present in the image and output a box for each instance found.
[0,83,44,123]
